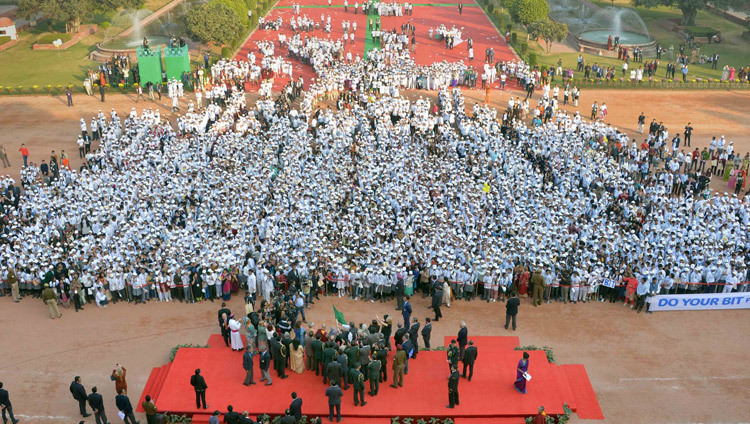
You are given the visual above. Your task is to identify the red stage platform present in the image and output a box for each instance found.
[235,0,515,92]
[138,334,602,422]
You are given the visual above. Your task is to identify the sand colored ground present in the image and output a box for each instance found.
[0,88,749,423]
[0,291,749,424]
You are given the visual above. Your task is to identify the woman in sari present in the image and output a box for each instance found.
[221,270,232,301]
[290,339,305,374]
[514,352,529,394]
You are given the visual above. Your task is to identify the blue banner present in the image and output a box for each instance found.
[650,292,750,312]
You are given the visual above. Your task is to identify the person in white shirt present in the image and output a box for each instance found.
[95,287,109,307]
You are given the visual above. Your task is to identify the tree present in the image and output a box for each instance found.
[632,0,743,26]
[506,0,549,27]
[18,0,146,32]
[528,18,568,53]
[186,1,243,45]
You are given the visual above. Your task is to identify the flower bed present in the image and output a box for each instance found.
[565,77,750,90]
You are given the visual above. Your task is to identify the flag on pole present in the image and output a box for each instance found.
[333,305,347,325]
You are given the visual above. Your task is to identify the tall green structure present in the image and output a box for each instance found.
[164,44,191,81]
[136,45,163,85]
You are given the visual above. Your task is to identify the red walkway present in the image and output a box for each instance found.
[138,334,602,422]
[235,0,515,92]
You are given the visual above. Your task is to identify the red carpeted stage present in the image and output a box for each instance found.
[137,334,602,423]
[235,0,516,92]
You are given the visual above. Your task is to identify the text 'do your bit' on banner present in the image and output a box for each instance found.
[650,292,750,312]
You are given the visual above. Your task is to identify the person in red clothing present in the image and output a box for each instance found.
[623,273,639,308]
[533,406,546,424]
[18,144,28,167]
[519,269,530,297]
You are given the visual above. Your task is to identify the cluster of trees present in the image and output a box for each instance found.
[186,0,265,47]
[18,0,145,33]
[505,0,568,54]
[632,0,744,26]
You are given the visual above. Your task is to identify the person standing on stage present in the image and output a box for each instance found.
[229,314,244,351]
[289,392,303,421]
[190,369,208,409]
[390,344,407,388]
[325,381,343,423]
[447,340,459,373]
[447,364,460,408]
[461,340,478,381]
[367,353,381,396]
[259,345,273,386]
[514,352,530,394]
[218,303,231,347]
[242,349,256,386]
[350,364,367,406]
[457,322,468,361]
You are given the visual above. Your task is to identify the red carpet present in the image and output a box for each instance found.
[235,0,515,93]
[560,365,604,420]
[138,334,602,421]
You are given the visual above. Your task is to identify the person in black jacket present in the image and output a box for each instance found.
[289,392,303,422]
[70,376,91,417]
[421,317,432,349]
[457,323,468,361]
[408,318,420,358]
[279,409,296,424]
[325,381,344,422]
[190,369,208,409]
[115,389,138,424]
[505,292,521,330]
[432,288,443,321]
[0,382,19,424]
[461,341,478,381]
[88,386,108,424]
[259,345,273,386]
[242,350,256,386]
[325,359,343,387]
[447,365,460,408]
[224,405,240,424]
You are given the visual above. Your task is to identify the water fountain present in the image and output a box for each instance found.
[546,0,655,53]
[94,0,207,61]
[579,7,652,46]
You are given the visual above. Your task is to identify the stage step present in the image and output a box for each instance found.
[455,418,526,424]
[136,366,162,413]
[441,335,520,351]
[151,363,172,400]
[560,365,604,420]
[552,365,576,413]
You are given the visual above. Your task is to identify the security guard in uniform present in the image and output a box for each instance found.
[367,353,381,395]
[350,365,367,406]
[531,269,545,306]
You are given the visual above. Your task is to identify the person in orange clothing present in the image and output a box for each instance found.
[519,268,530,297]
[484,83,491,105]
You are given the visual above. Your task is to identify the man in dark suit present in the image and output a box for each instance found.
[259,345,272,386]
[0,382,19,424]
[242,349,256,386]
[393,323,407,347]
[224,405,240,424]
[401,296,412,327]
[115,389,138,424]
[289,392,303,422]
[190,369,208,409]
[432,287,443,321]
[505,292,521,331]
[325,358,343,387]
[457,322,468,361]
[461,340,478,381]
[336,348,349,390]
[218,303,231,347]
[279,409,296,424]
[312,334,324,375]
[408,317,420,358]
[87,386,108,424]
[447,365,460,408]
[401,334,415,374]
[70,376,91,417]
[325,381,344,422]
[421,317,432,349]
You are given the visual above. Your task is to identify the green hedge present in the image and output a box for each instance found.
[35,33,72,45]
[684,26,717,38]
[100,21,111,29]
[527,52,537,67]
